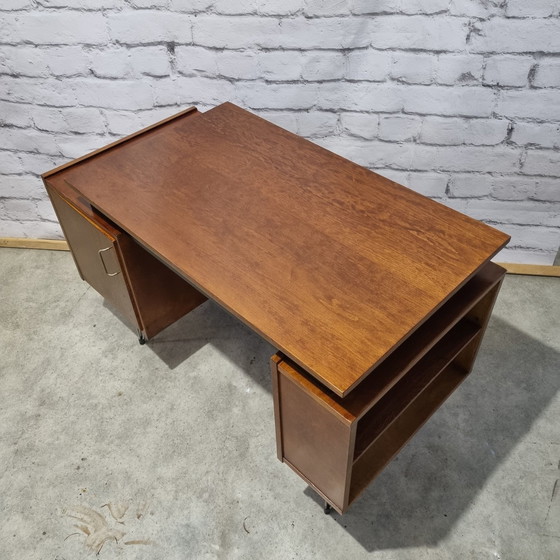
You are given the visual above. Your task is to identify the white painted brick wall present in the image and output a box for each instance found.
[0,3,558,264]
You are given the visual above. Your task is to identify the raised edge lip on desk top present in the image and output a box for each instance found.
[44,102,510,398]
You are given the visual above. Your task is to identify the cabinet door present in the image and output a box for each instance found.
[46,185,139,332]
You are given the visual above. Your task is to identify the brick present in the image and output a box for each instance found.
[350,0,399,14]
[0,46,89,78]
[56,134,108,159]
[465,119,509,145]
[506,0,559,18]
[258,51,303,81]
[496,248,554,265]
[154,77,236,107]
[36,0,120,7]
[449,0,501,17]
[296,112,338,137]
[346,50,391,82]
[90,48,130,79]
[498,90,560,120]
[279,18,372,49]
[37,107,106,134]
[176,46,218,76]
[511,123,560,149]
[0,46,49,77]
[33,107,78,133]
[340,112,379,139]
[376,169,409,184]
[411,145,520,173]
[391,53,434,84]
[72,79,154,110]
[436,54,483,85]
[130,46,170,77]
[533,60,560,88]
[533,179,560,202]
[317,137,414,169]
[193,16,279,49]
[0,0,34,8]
[103,110,144,136]
[301,52,346,81]
[0,175,41,199]
[108,12,193,44]
[492,176,536,200]
[420,117,466,145]
[1,128,60,156]
[169,0,214,12]
[255,110,298,133]
[62,107,105,134]
[407,172,448,197]
[419,117,507,147]
[237,82,317,110]
[399,0,449,14]
[18,152,64,175]
[470,19,560,53]
[402,86,495,117]
[449,174,493,197]
[317,83,403,112]
[216,51,259,80]
[352,0,450,15]
[214,0,255,14]
[0,77,77,107]
[46,47,90,77]
[129,0,168,7]
[304,0,351,16]
[36,199,58,221]
[465,199,560,227]
[0,101,33,128]
[370,16,468,51]
[0,218,63,239]
[1,198,38,221]
[257,0,301,15]
[497,224,559,251]
[379,115,421,141]
[0,152,23,174]
[483,56,534,87]
[523,150,560,176]
[0,12,108,44]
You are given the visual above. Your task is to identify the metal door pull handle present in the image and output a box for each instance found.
[98,246,120,277]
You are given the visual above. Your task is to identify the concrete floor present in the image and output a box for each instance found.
[0,247,559,560]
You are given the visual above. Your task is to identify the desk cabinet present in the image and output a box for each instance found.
[271,261,505,513]
[45,179,207,342]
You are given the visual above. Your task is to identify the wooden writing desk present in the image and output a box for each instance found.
[43,103,509,514]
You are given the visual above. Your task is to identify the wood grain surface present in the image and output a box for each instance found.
[49,102,509,396]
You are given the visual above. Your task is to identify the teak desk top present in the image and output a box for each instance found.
[47,103,509,397]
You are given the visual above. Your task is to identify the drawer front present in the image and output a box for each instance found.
[47,185,139,331]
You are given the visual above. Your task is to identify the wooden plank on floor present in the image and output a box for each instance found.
[0,237,69,251]
[495,263,560,278]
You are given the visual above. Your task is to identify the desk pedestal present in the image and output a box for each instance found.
[271,262,504,513]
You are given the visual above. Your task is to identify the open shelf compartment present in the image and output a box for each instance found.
[271,261,506,513]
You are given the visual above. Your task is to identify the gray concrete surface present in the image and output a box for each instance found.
[0,247,559,560]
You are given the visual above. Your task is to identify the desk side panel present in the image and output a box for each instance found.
[275,358,353,512]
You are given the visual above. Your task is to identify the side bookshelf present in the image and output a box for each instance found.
[271,261,506,514]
